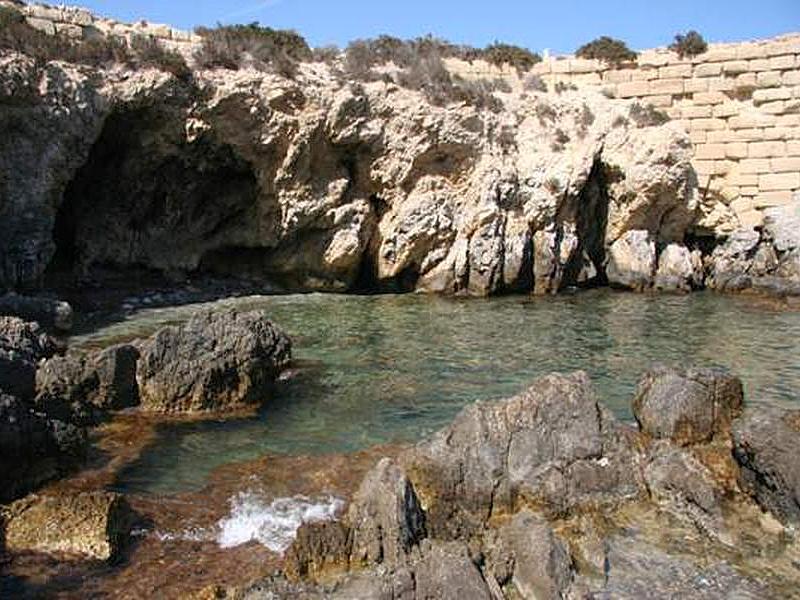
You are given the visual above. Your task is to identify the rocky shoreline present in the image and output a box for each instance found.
[2,305,799,598]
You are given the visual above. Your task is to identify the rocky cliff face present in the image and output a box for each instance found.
[0,49,728,296]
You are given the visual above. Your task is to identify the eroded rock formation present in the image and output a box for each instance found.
[0,49,722,298]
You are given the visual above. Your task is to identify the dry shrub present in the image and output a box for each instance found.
[628,102,670,127]
[194,22,311,77]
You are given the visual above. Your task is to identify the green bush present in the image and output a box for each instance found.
[670,31,707,58]
[194,22,311,76]
[576,36,637,66]
[479,42,541,72]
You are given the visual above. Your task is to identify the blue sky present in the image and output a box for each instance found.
[79,1,799,54]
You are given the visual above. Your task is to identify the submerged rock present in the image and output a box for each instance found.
[733,407,800,526]
[136,310,291,413]
[2,491,133,561]
[632,365,743,446]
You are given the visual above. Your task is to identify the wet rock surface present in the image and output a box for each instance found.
[136,310,291,413]
[2,491,133,561]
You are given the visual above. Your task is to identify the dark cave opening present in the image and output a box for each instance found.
[562,158,611,290]
[46,107,261,292]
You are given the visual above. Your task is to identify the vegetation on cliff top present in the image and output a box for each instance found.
[0,4,190,78]
[670,30,708,58]
[576,36,638,66]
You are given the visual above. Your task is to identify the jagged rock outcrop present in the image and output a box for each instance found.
[0,316,59,399]
[136,310,291,413]
[706,197,800,295]
[0,48,711,297]
[733,407,800,526]
[606,229,657,291]
[1,491,133,561]
[403,371,643,535]
[35,343,139,424]
[274,366,796,599]
[0,390,86,502]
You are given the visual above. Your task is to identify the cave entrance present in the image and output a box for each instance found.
[46,107,260,291]
[561,158,611,289]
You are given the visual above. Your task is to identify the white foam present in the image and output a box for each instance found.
[216,492,344,552]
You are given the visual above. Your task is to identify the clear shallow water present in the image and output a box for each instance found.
[71,290,800,495]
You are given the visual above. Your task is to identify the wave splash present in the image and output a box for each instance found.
[216,492,345,552]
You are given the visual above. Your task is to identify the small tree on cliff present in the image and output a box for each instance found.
[575,36,637,67]
[670,31,708,58]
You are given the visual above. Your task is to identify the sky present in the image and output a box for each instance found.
[77,1,799,54]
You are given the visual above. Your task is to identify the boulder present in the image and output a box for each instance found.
[0,317,59,399]
[485,510,574,599]
[606,230,656,291]
[0,293,73,331]
[403,372,642,536]
[347,458,426,568]
[733,408,800,526]
[136,310,291,413]
[653,244,703,292]
[705,229,760,292]
[632,366,743,446]
[35,343,140,423]
[762,198,800,254]
[2,491,133,561]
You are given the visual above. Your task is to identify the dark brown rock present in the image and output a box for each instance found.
[0,317,59,399]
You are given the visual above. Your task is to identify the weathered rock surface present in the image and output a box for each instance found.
[347,458,426,568]
[0,316,58,399]
[706,199,800,296]
[654,243,703,292]
[643,442,729,542]
[245,367,799,599]
[733,407,800,526]
[403,371,642,536]
[0,390,87,503]
[0,49,711,298]
[632,365,743,446]
[35,343,140,423]
[485,510,574,599]
[1,491,133,561]
[136,310,291,412]
[0,293,73,331]
[606,229,656,291]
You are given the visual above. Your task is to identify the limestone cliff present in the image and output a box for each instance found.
[0,48,722,296]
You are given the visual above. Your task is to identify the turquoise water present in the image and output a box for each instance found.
[71,290,800,495]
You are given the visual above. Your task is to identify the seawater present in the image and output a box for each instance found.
[70,290,800,495]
